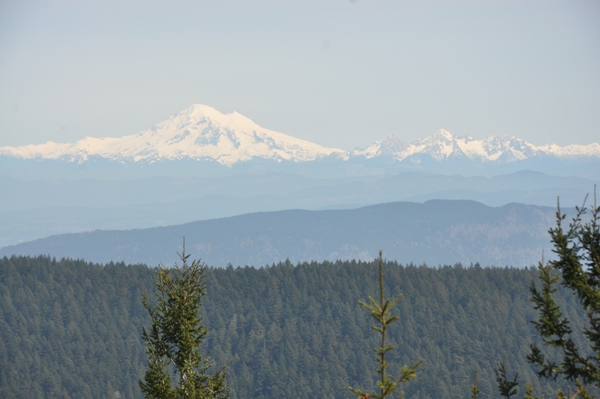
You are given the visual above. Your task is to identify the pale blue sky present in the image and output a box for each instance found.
[1,0,599,150]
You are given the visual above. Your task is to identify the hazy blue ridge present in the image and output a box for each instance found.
[0,200,572,268]
[1,169,595,249]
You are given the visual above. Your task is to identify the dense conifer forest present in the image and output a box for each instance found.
[0,255,589,398]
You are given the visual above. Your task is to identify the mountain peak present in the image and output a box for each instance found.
[433,129,455,141]
[187,103,218,113]
[350,134,408,158]
[184,104,224,120]
[169,104,259,133]
[0,105,345,166]
[351,129,600,163]
[1,106,598,167]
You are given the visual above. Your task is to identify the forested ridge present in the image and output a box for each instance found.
[1,200,566,268]
[0,255,589,398]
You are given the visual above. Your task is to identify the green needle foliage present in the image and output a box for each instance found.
[470,371,481,399]
[139,241,229,399]
[495,359,519,398]
[491,187,600,398]
[528,188,600,389]
[349,251,423,399]
[555,380,594,399]
[522,383,537,399]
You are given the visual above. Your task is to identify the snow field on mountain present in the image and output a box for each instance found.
[0,104,598,165]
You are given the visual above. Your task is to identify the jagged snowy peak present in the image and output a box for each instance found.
[1,108,599,167]
[351,134,409,158]
[352,129,600,163]
[408,129,470,160]
[0,105,346,166]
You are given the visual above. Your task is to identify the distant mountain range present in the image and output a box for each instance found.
[1,170,595,249]
[353,130,600,162]
[1,105,597,258]
[0,200,573,268]
[1,104,598,169]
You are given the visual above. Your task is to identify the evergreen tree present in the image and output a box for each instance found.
[495,360,518,399]
[139,242,229,399]
[470,371,481,399]
[527,189,600,391]
[489,189,600,398]
[4,254,591,398]
[349,251,423,399]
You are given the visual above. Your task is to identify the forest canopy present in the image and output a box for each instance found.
[0,255,588,398]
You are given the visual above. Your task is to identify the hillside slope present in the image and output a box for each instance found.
[0,256,590,398]
[0,200,567,267]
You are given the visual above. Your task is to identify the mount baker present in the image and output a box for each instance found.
[1,104,599,166]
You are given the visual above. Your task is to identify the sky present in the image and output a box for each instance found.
[0,0,599,150]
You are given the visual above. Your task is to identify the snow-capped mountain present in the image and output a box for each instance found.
[1,105,598,168]
[0,105,346,166]
[352,129,600,163]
